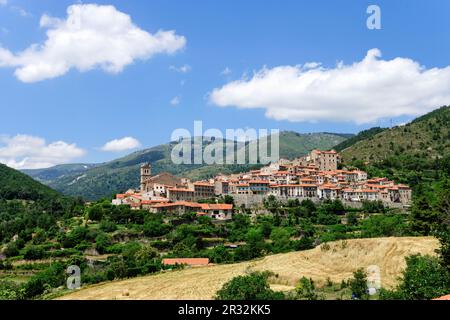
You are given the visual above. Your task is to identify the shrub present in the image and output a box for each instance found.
[87,205,104,221]
[95,233,112,254]
[380,255,450,300]
[269,228,292,253]
[0,281,22,300]
[143,220,170,237]
[317,213,339,225]
[361,214,408,237]
[23,245,45,260]
[349,269,368,300]
[209,245,232,264]
[292,237,314,251]
[22,263,65,298]
[215,271,284,300]
[3,242,20,258]
[99,220,118,233]
[296,277,319,300]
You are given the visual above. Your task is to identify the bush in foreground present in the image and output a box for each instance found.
[215,271,285,300]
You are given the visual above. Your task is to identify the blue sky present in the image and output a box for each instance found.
[0,0,449,168]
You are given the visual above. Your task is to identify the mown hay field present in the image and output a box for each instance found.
[58,237,438,300]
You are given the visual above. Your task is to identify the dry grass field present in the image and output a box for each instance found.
[58,237,439,300]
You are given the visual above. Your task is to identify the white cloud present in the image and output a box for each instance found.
[170,96,180,106]
[169,64,191,73]
[101,137,141,152]
[210,49,450,124]
[11,5,30,17]
[0,134,86,169]
[0,0,7,6]
[221,67,232,76]
[0,4,186,82]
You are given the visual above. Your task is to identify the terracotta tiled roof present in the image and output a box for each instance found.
[150,201,202,209]
[168,188,194,192]
[205,204,233,210]
[162,258,210,266]
[150,201,232,211]
[193,182,214,187]
[141,199,169,205]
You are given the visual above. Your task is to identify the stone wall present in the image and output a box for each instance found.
[230,194,406,210]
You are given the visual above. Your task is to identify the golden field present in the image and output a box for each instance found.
[58,236,439,300]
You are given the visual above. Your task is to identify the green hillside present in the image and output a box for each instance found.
[334,127,387,152]
[341,105,450,199]
[24,131,349,200]
[277,131,348,159]
[342,106,450,164]
[0,163,61,201]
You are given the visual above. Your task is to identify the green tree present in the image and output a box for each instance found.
[361,214,408,237]
[270,228,291,253]
[209,245,232,264]
[3,242,19,258]
[246,228,266,258]
[223,195,235,205]
[436,230,450,273]
[435,179,450,226]
[23,245,45,260]
[409,190,440,235]
[134,245,159,266]
[215,272,284,300]
[87,205,104,221]
[296,277,318,300]
[380,255,450,300]
[99,219,118,232]
[22,263,65,298]
[143,219,170,237]
[349,269,368,300]
[0,281,22,300]
[347,212,358,226]
[95,232,112,254]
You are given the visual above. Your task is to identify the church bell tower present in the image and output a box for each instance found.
[140,163,152,192]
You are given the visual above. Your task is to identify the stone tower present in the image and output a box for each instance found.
[140,163,152,192]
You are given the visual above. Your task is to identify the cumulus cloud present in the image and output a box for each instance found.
[101,137,141,152]
[0,134,86,169]
[210,49,450,124]
[0,4,186,82]
[169,64,191,73]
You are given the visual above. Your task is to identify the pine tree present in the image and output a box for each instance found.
[410,185,439,235]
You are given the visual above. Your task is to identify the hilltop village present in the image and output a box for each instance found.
[112,150,412,220]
